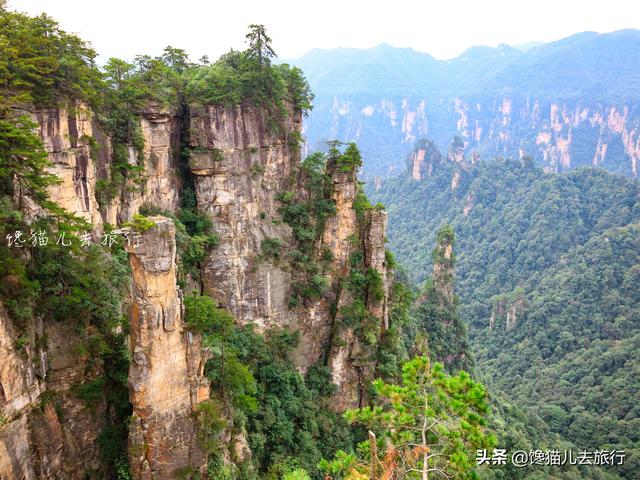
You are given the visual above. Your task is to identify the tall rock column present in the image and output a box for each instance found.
[324,164,392,411]
[116,105,182,223]
[125,217,208,479]
[414,225,472,370]
[0,304,44,480]
[432,226,455,308]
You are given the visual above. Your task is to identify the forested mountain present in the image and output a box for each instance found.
[369,145,640,478]
[291,30,640,177]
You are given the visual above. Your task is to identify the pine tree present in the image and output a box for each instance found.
[320,356,496,479]
[245,24,276,66]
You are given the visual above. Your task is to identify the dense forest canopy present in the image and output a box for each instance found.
[370,146,640,479]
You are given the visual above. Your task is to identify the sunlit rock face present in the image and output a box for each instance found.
[0,303,105,479]
[117,104,182,223]
[2,95,394,479]
[190,104,392,409]
[189,104,301,328]
[33,104,105,229]
[31,102,182,229]
[125,217,208,479]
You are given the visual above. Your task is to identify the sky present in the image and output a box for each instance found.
[8,0,640,62]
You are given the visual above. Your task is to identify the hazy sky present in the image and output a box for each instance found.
[8,0,640,62]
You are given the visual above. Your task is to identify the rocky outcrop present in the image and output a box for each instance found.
[125,217,208,479]
[34,104,105,229]
[320,156,392,409]
[189,104,300,329]
[32,102,182,229]
[0,304,43,480]
[116,105,182,222]
[433,236,454,307]
[40,321,107,475]
[189,103,338,371]
[409,139,444,180]
[327,206,391,410]
[3,94,394,478]
[190,103,393,409]
[489,292,526,330]
[0,413,36,480]
[320,164,367,409]
[0,102,186,480]
[0,304,105,479]
[363,211,390,326]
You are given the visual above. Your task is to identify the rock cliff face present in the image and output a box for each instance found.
[125,217,208,479]
[433,242,454,307]
[189,104,392,410]
[2,95,393,477]
[449,98,640,176]
[0,303,107,479]
[409,139,444,181]
[33,104,105,229]
[0,304,44,480]
[306,95,640,178]
[489,293,526,330]
[327,206,390,410]
[1,102,185,479]
[116,105,182,223]
[189,104,299,328]
[31,102,181,228]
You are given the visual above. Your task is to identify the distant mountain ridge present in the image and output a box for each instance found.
[290,30,640,177]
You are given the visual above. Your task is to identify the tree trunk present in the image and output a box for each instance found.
[369,430,378,479]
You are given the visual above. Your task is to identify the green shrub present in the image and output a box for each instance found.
[250,164,266,176]
[123,214,155,233]
[194,399,227,453]
[339,299,367,328]
[276,191,295,204]
[366,268,385,302]
[183,295,233,335]
[282,468,311,480]
[384,249,397,269]
[261,237,282,261]
[225,326,356,476]
[335,143,362,173]
[72,377,105,408]
[288,131,303,151]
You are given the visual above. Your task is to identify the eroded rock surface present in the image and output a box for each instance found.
[190,104,392,409]
[125,217,208,479]
[0,305,104,479]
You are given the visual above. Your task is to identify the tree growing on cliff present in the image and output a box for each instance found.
[160,46,192,73]
[0,7,100,109]
[319,356,495,479]
[184,294,258,414]
[245,24,276,66]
